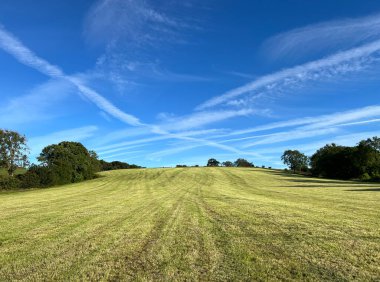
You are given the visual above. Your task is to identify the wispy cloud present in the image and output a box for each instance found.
[197,40,380,110]
[253,130,380,157]
[241,127,339,148]
[0,79,74,126]
[83,0,184,47]
[220,105,380,137]
[84,0,207,90]
[0,24,143,127]
[262,13,380,60]
[28,126,98,158]
[158,108,257,131]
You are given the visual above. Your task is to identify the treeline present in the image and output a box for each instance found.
[100,160,142,171]
[207,158,255,167]
[282,136,380,181]
[0,129,142,190]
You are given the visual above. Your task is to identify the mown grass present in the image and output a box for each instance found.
[0,168,379,280]
[0,167,26,176]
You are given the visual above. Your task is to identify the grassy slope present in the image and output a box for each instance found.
[0,168,26,176]
[0,168,379,280]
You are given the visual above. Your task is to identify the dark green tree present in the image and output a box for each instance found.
[0,129,29,176]
[281,150,308,173]
[310,144,358,179]
[234,158,254,167]
[222,161,234,167]
[207,158,220,167]
[38,141,98,185]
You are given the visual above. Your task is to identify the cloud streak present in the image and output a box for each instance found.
[263,13,380,60]
[0,24,143,127]
[197,40,380,110]
[221,105,380,137]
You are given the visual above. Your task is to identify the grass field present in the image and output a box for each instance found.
[0,168,379,280]
[0,168,26,177]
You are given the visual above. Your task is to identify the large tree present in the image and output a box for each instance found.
[207,158,220,167]
[281,150,308,173]
[38,141,98,185]
[222,161,234,167]
[0,129,29,176]
[234,158,254,167]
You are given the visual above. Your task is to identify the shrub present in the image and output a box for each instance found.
[0,176,21,190]
[360,173,371,181]
[18,171,41,188]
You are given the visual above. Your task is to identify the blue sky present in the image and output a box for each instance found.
[1,0,380,168]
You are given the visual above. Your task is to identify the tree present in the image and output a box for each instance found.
[0,129,29,176]
[234,158,254,167]
[281,150,308,173]
[38,141,98,185]
[359,137,380,152]
[222,161,234,167]
[207,158,220,167]
[310,144,358,179]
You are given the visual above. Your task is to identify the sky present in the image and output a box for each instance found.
[0,0,380,168]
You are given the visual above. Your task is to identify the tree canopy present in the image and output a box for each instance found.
[234,158,254,167]
[0,129,29,176]
[310,140,380,180]
[281,150,308,173]
[207,158,220,167]
[222,161,234,167]
[37,141,100,185]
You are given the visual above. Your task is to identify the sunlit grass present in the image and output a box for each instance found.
[0,167,379,280]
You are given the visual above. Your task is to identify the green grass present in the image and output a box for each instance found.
[0,167,26,176]
[0,168,379,280]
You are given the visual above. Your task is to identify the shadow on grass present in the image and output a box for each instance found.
[345,188,380,192]
[262,168,380,190]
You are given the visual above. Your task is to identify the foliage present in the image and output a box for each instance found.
[32,141,102,188]
[207,158,220,167]
[100,160,142,171]
[234,158,254,167]
[0,129,29,176]
[0,175,21,190]
[37,141,99,185]
[222,161,234,167]
[17,168,41,189]
[281,150,309,173]
[310,139,380,180]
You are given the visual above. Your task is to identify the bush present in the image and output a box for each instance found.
[360,173,371,181]
[0,176,21,190]
[18,171,41,188]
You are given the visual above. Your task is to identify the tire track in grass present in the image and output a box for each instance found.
[45,169,183,280]
[0,170,178,280]
[109,186,191,280]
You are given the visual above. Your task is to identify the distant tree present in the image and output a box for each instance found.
[38,142,98,185]
[310,144,357,179]
[89,150,101,173]
[207,158,220,167]
[359,136,380,152]
[0,129,29,176]
[234,158,254,167]
[222,161,234,167]
[99,160,141,171]
[308,138,380,180]
[281,150,308,173]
